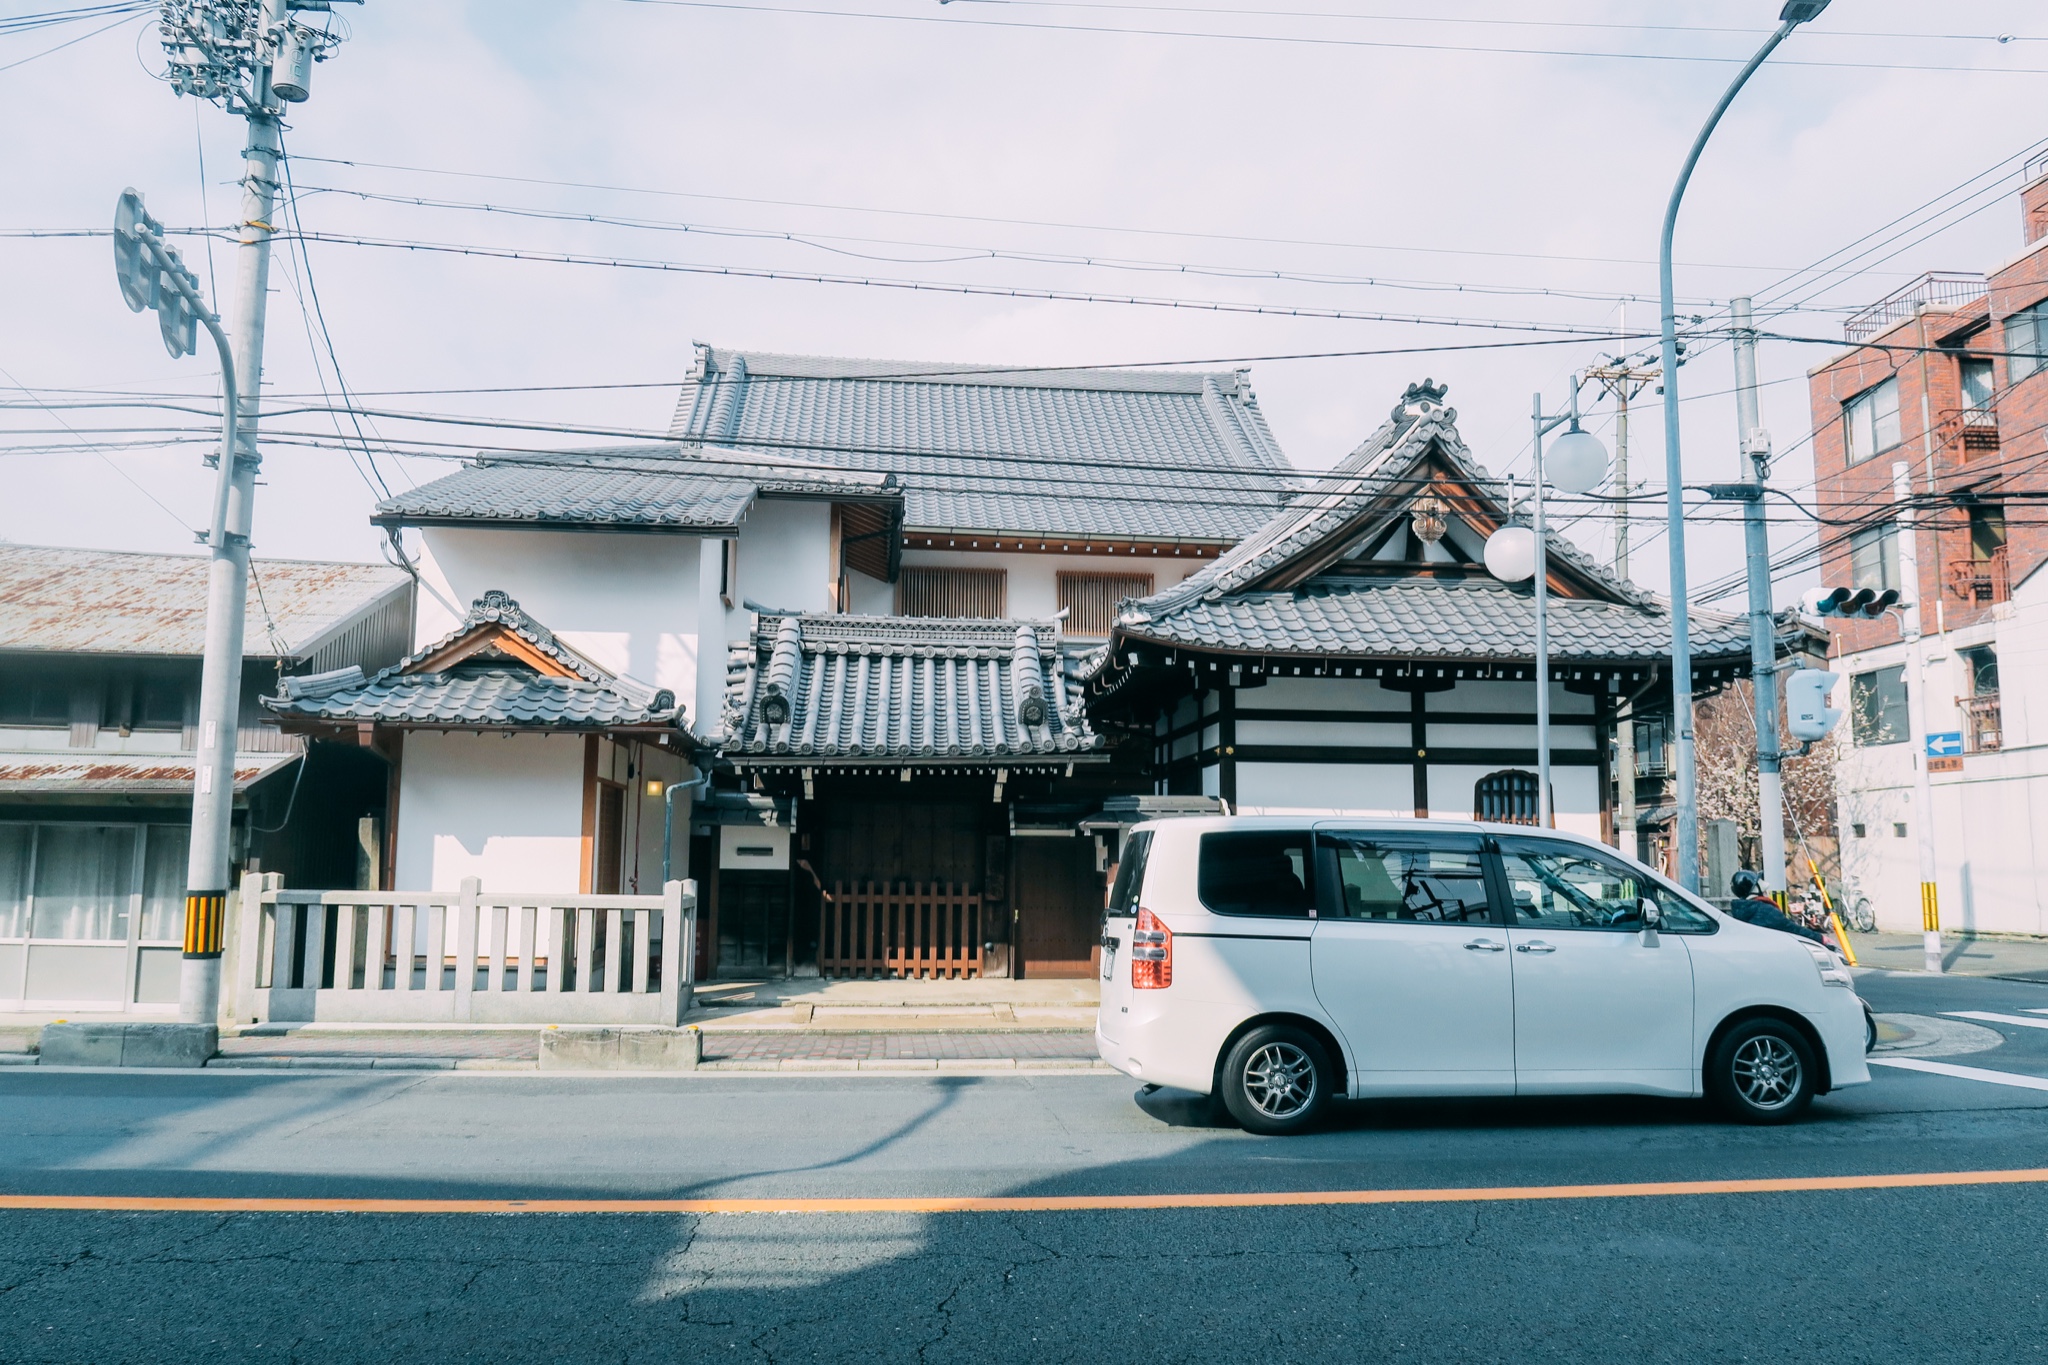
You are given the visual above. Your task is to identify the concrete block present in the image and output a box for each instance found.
[539,1025,701,1072]
[39,1023,217,1069]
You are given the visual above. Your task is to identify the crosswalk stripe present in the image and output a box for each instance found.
[1870,1058,2048,1092]
[1944,1011,2048,1031]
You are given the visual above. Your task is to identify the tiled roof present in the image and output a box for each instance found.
[669,345,1295,541]
[1117,578,1752,663]
[372,446,899,531]
[724,613,1104,764]
[264,591,690,734]
[1091,383,1745,673]
[0,544,408,658]
[266,669,680,729]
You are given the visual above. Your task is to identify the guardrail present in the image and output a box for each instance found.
[232,874,696,1025]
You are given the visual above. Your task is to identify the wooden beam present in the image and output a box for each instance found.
[579,735,599,895]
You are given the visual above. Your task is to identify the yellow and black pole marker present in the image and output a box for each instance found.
[1807,858,1857,968]
[1921,881,1942,973]
[182,891,228,959]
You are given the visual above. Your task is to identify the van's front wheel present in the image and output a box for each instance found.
[1220,1025,1330,1135]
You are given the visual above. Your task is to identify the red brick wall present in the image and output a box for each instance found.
[1808,216,2048,659]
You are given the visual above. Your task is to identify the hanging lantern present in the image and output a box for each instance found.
[1410,491,1448,545]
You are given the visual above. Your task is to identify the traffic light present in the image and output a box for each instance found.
[1810,586,1900,618]
[113,189,204,359]
[1786,669,1845,742]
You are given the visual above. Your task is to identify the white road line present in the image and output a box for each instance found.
[1870,1058,2048,1092]
[2027,1009,2048,1017]
[1944,1010,2048,1031]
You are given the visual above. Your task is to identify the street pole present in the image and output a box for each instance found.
[1658,3,1828,892]
[1588,358,1658,854]
[1729,298,1787,900]
[1532,393,1553,828]
[1891,460,1943,973]
[155,0,357,1024]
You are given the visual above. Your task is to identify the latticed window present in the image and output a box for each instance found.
[1473,770,1542,826]
[1057,572,1154,637]
[898,566,1007,618]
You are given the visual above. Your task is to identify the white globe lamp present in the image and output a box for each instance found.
[1483,525,1537,583]
[1546,426,1609,495]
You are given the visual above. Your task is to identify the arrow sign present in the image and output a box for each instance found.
[1926,731,1964,758]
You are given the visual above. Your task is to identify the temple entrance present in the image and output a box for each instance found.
[1013,837,1103,978]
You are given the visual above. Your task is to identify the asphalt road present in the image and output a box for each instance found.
[3,970,2046,1364]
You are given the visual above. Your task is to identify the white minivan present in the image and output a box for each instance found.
[1097,817,1870,1134]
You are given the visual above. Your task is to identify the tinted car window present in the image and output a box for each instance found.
[1198,830,1315,918]
[1497,838,1714,933]
[1324,835,1492,924]
[1104,829,1152,919]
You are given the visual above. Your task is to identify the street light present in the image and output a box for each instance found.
[1488,385,1609,830]
[1658,1,1832,891]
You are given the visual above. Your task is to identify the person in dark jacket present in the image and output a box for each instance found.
[1727,870,1827,945]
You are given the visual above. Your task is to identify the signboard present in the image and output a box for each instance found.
[1926,731,1964,757]
[1928,756,1964,774]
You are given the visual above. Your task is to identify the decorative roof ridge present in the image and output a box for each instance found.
[680,344,1257,396]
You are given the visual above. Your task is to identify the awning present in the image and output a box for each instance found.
[0,750,300,796]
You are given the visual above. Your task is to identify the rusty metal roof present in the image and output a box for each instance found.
[0,750,299,794]
[0,544,409,659]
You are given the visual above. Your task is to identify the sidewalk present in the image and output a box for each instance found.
[1845,930,2048,982]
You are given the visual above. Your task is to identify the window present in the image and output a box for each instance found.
[2005,299,2048,384]
[0,679,71,727]
[1849,523,1900,592]
[1851,666,1909,746]
[1962,644,1999,697]
[1497,839,1714,933]
[0,824,191,943]
[1959,356,1995,412]
[1197,830,1315,918]
[1323,835,1492,923]
[898,566,1007,619]
[1852,823,1867,838]
[719,538,739,610]
[1057,572,1154,638]
[1968,504,2007,562]
[1634,719,1669,776]
[1472,770,1541,825]
[1105,829,1152,919]
[1844,377,1901,465]
[1894,822,1908,838]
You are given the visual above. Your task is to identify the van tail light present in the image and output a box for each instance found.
[1131,908,1172,989]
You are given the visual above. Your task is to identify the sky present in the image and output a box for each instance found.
[4,0,2046,610]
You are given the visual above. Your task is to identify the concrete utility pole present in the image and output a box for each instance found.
[1891,459,1943,974]
[1586,358,1658,855]
[156,0,359,1025]
[1728,299,1787,899]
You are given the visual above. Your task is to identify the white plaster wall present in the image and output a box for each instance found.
[412,529,703,700]
[396,731,587,892]
[1236,762,1412,814]
[728,500,834,622]
[898,548,1205,628]
[1427,763,1602,842]
[846,567,894,615]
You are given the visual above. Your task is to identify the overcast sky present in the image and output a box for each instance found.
[4,0,2045,608]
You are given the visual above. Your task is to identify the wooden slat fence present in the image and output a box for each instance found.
[819,881,982,979]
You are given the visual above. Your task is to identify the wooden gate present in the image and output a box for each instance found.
[818,881,982,979]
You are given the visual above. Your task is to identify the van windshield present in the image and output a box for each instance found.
[1105,829,1152,919]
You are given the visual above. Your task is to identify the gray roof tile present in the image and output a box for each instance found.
[725,613,1103,763]
[670,345,1294,541]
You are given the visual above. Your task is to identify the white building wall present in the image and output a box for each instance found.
[898,548,1206,630]
[1834,569,2048,935]
[396,731,588,892]
[412,529,703,701]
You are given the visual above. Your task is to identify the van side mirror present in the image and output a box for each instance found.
[1639,898,1662,931]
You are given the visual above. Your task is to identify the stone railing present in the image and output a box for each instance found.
[231,875,696,1026]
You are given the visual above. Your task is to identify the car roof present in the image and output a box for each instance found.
[1127,815,1628,854]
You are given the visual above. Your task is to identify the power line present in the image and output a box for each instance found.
[614,0,2048,75]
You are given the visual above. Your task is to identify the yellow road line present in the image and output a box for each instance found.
[5,1167,2048,1216]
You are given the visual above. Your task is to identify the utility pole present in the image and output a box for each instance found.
[1586,357,1658,856]
[1728,298,1787,901]
[156,0,359,1025]
[1891,459,1943,973]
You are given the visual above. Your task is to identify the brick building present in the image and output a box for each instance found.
[1808,161,2048,933]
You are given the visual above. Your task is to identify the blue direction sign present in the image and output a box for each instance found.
[1926,731,1964,757]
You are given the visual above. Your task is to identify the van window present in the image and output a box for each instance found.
[1324,835,1492,924]
[1105,829,1152,919]
[1198,830,1315,918]
[1496,838,1714,933]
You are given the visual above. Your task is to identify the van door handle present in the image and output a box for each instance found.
[1464,938,1505,952]
[1516,940,1557,954]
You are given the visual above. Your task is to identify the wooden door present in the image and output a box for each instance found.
[594,782,625,895]
[1014,838,1105,978]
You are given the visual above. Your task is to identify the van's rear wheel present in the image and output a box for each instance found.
[1220,1025,1330,1136]
[1707,1018,1817,1124]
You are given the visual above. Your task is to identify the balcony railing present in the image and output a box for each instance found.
[1946,550,2010,605]
[1844,272,1988,342]
[1963,694,2002,754]
[1938,405,1999,454]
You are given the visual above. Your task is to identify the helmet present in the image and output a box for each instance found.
[1730,870,1764,899]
